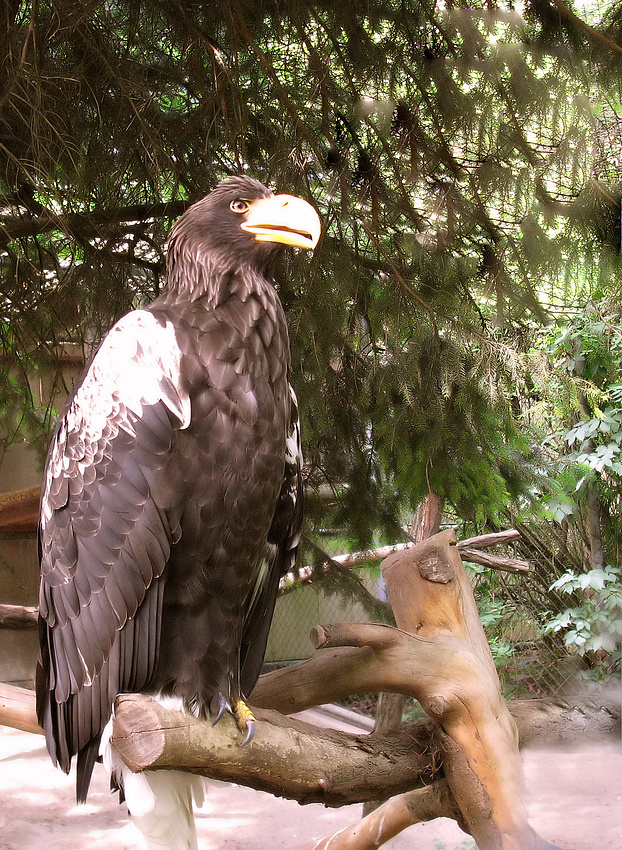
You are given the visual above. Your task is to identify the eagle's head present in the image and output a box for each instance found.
[166,176,321,290]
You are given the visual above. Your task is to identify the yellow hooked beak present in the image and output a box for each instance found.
[240,194,321,250]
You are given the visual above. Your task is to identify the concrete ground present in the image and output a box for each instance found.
[0,705,620,850]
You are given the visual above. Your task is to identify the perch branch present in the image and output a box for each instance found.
[1,682,619,759]
[111,693,436,806]
[0,683,43,735]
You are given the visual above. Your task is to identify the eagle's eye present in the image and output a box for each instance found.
[230,199,250,214]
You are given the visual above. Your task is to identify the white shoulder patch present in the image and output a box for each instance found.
[41,310,190,522]
[85,310,191,428]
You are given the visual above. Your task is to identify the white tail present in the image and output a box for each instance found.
[100,702,207,849]
[123,767,205,850]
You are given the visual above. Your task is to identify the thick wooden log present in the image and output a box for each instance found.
[111,693,435,806]
[0,683,42,735]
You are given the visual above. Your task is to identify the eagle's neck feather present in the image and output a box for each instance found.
[165,242,272,307]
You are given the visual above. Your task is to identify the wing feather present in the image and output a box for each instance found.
[240,384,303,696]
[36,308,189,788]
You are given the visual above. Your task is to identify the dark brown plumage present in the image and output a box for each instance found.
[36,176,320,805]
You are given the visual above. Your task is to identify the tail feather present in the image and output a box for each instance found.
[100,712,206,850]
[76,736,102,803]
[126,769,205,850]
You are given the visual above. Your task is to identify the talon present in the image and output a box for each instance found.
[241,718,255,746]
[233,698,256,744]
[212,693,231,726]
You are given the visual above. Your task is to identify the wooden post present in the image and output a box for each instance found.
[381,528,539,850]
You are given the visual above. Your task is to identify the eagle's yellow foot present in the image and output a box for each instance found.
[232,697,256,745]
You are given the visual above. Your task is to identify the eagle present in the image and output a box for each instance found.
[36,175,321,848]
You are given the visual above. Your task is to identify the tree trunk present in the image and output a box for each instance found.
[411,490,443,543]
[362,490,442,817]
[585,481,605,570]
[379,530,540,849]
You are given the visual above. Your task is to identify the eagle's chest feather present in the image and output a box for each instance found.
[150,280,292,600]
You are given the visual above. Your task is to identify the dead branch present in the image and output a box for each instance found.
[458,547,529,574]
[459,529,521,549]
[0,603,38,629]
[253,622,481,714]
[291,782,461,850]
[111,693,436,806]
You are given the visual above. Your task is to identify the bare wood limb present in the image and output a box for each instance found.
[0,485,40,534]
[253,622,480,716]
[280,544,414,590]
[292,781,461,850]
[459,529,521,549]
[111,693,436,806]
[0,683,43,735]
[0,603,38,629]
[1,681,619,759]
[459,547,530,574]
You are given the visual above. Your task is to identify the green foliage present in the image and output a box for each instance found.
[536,307,622,554]
[478,598,517,670]
[2,0,622,545]
[552,314,622,388]
[544,565,622,680]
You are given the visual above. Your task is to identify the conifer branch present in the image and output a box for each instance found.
[550,0,622,58]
